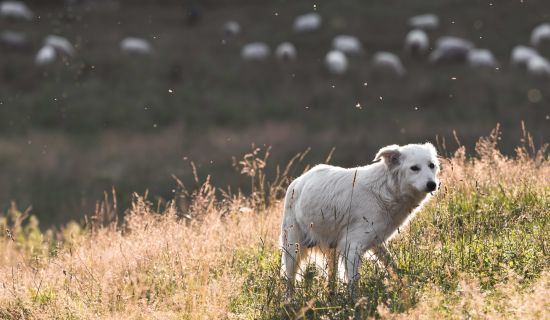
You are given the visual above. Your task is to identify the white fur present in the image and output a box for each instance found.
[429,36,473,64]
[405,29,429,55]
[280,143,439,292]
[44,35,74,56]
[332,35,363,55]
[372,52,406,77]
[0,1,33,21]
[408,14,439,30]
[120,37,153,55]
[527,55,550,77]
[241,42,270,61]
[1,31,27,48]
[35,45,56,65]
[511,45,538,67]
[293,13,322,33]
[467,48,498,68]
[275,42,297,61]
[222,20,241,37]
[325,50,348,75]
[531,23,550,47]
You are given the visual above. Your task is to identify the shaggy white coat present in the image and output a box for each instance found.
[280,143,439,291]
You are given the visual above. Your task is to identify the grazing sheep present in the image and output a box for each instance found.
[275,42,297,61]
[429,36,474,64]
[408,14,439,30]
[241,42,270,61]
[531,23,550,47]
[325,50,348,75]
[527,55,550,77]
[332,35,363,55]
[293,12,322,33]
[404,29,429,55]
[35,45,56,65]
[467,48,498,68]
[510,45,539,68]
[222,20,241,37]
[44,35,74,56]
[120,37,153,55]
[0,1,32,20]
[0,30,28,48]
[280,143,440,294]
[372,52,406,77]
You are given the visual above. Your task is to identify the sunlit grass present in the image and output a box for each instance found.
[0,128,548,319]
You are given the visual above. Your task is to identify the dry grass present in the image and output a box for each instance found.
[0,195,283,319]
[0,128,548,319]
[377,271,550,320]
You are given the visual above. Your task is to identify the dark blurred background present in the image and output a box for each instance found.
[0,0,549,226]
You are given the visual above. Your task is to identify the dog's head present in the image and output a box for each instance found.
[374,143,440,194]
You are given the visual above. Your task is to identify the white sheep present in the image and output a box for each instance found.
[332,35,362,55]
[120,37,153,55]
[408,14,439,30]
[222,20,241,37]
[44,35,74,56]
[0,1,32,20]
[429,36,474,64]
[0,30,27,48]
[293,13,321,33]
[241,42,270,61]
[467,48,498,68]
[275,42,297,61]
[35,45,56,65]
[510,45,539,67]
[325,50,348,75]
[404,29,429,55]
[527,55,550,77]
[531,23,550,47]
[372,52,406,77]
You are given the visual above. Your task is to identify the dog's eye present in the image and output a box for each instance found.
[410,165,420,171]
[429,163,435,169]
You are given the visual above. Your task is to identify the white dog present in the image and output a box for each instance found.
[280,143,439,292]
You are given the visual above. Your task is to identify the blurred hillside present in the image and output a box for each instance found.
[0,0,549,225]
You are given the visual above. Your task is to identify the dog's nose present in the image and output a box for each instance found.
[426,181,437,192]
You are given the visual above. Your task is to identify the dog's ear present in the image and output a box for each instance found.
[424,142,438,157]
[373,145,401,166]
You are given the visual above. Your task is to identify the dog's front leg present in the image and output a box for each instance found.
[342,243,364,296]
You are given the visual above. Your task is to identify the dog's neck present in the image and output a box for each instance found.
[372,164,427,222]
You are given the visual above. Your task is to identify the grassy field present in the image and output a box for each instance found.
[0,129,548,319]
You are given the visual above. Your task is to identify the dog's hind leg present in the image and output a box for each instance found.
[280,213,305,293]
